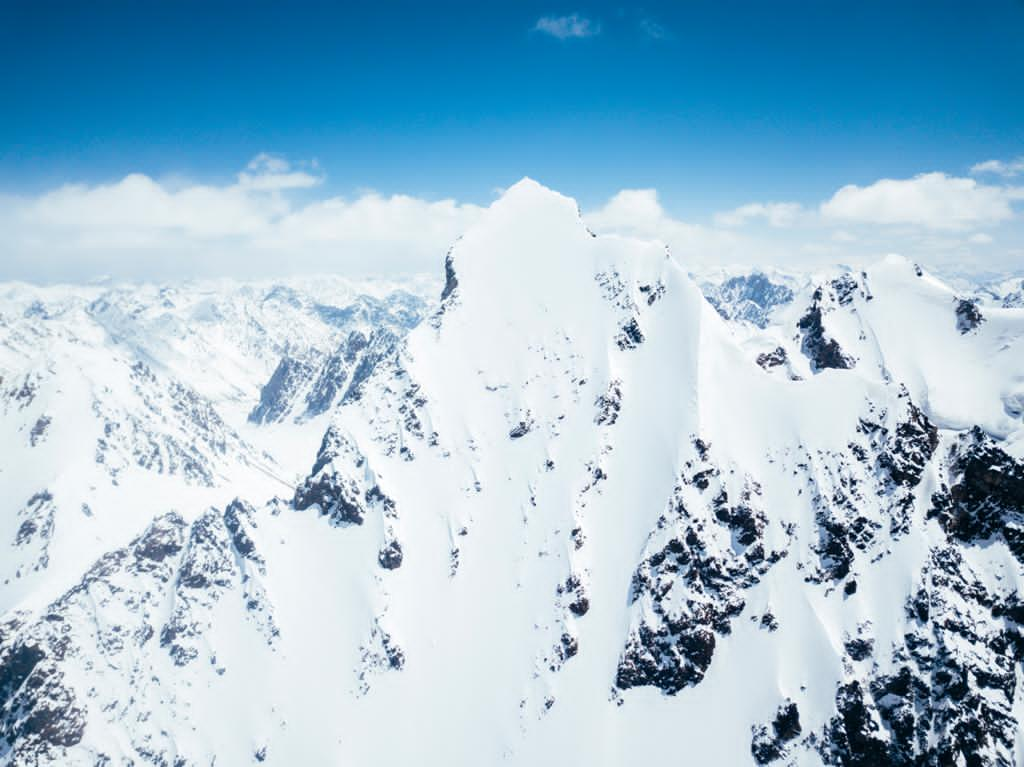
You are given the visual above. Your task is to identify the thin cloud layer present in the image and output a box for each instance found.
[638,18,670,40]
[534,14,600,39]
[714,202,803,228]
[237,153,322,191]
[971,157,1024,178]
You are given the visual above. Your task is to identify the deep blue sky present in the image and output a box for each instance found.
[2,0,1022,213]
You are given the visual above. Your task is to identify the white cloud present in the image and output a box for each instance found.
[237,152,322,192]
[714,202,803,228]
[4,162,1024,284]
[585,189,769,265]
[639,18,669,39]
[587,181,1024,273]
[534,14,600,39]
[820,172,1022,231]
[1,155,484,282]
[971,157,1024,178]
[26,174,282,239]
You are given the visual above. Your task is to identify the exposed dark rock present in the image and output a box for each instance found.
[797,303,854,373]
[0,502,279,762]
[342,329,369,362]
[223,500,260,564]
[818,681,893,767]
[509,416,534,439]
[799,390,938,587]
[929,427,1024,565]
[250,294,420,424]
[378,540,403,570]
[29,414,51,447]
[558,574,590,617]
[807,545,1024,766]
[638,281,666,305]
[13,491,56,572]
[756,347,788,370]
[773,701,802,741]
[310,425,356,476]
[844,637,873,661]
[294,429,380,526]
[752,700,803,764]
[303,351,349,418]
[341,328,399,404]
[357,620,405,693]
[134,512,187,563]
[702,273,794,328]
[440,250,459,303]
[559,632,578,661]
[162,507,262,665]
[568,595,589,617]
[877,391,939,489]
[616,317,645,350]
[955,298,984,334]
[294,473,367,525]
[829,274,861,306]
[176,511,234,591]
[751,726,784,765]
[813,514,855,583]
[594,380,623,426]
[6,374,39,409]
[759,611,779,632]
[0,643,45,705]
[249,355,318,424]
[617,443,786,695]
[0,641,86,761]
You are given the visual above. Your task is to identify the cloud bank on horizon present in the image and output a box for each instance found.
[1,154,1022,284]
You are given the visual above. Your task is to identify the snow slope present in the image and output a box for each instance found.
[0,277,431,618]
[2,180,1024,767]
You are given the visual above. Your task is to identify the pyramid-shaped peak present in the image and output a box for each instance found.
[502,176,561,198]
[489,177,580,219]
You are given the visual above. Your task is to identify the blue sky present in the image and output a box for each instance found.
[1,1,1023,280]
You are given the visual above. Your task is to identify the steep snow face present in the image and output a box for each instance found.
[2,179,1024,767]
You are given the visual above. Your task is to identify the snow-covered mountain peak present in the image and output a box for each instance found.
[3,186,1024,766]
[445,178,678,321]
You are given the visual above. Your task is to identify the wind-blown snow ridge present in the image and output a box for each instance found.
[1,179,1023,766]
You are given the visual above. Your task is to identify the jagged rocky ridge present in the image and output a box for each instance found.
[249,291,426,424]
[1,180,1023,765]
[0,278,431,614]
[1,502,275,765]
[699,272,796,328]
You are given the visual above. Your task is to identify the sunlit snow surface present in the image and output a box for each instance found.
[2,180,1024,766]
